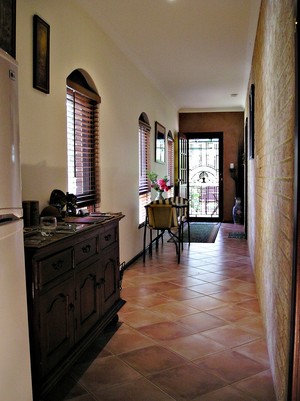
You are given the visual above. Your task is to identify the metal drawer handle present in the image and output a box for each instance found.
[82,244,91,253]
[104,234,112,242]
[96,278,105,288]
[52,260,64,270]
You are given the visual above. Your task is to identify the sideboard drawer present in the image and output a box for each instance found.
[38,248,73,287]
[100,225,117,250]
[75,235,98,266]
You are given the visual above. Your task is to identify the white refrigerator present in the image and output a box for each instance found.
[0,48,33,401]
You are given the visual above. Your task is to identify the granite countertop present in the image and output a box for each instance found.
[24,213,124,248]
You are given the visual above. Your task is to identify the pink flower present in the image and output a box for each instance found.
[147,171,170,192]
[157,179,169,192]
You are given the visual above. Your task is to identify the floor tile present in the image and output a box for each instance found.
[93,324,155,355]
[142,281,182,292]
[148,363,227,401]
[118,302,144,314]
[182,295,228,311]
[90,377,175,401]
[206,304,257,323]
[234,339,271,368]
[121,285,157,299]
[161,287,204,301]
[232,370,276,401]
[201,324,260,347]
[119,345,188,375]
[237,298,261,313]
[194,349,266,383]
[129,293,173,308]
[149,300,200,319]
[169,276,208,287]
[214,278,251,289]
[234,315,266,336]
[193,385,257,400]
[175,311,226,332]
[73,356,142,390]
[119,308,165,328]
[137,321,194,341]
[188,282,224,295]
[162,332,227,360]
[44,375,90,401]
[210,289,255,303]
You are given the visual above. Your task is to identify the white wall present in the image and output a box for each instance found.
[16,0,178,263]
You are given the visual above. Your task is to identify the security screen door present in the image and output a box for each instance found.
[178,133,223,222]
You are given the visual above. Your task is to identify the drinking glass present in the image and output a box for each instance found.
[40,216,57,236]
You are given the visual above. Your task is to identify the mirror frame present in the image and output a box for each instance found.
[155,121,166,164]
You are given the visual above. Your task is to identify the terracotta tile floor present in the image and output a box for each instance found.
[45,223,276,401]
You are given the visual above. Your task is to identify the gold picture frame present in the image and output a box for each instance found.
[0,0,16,58]
[33,15,50,93]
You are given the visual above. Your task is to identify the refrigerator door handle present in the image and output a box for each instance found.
[0,214,19,225]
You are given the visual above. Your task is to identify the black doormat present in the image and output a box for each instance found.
[228,232,246,239]
[168,222,220,243]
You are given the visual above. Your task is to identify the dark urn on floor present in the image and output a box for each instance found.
[232,197,243,224]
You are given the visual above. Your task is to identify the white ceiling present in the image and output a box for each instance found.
[75,0,261,112]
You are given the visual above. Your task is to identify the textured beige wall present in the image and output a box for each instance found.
[247,1,296,399]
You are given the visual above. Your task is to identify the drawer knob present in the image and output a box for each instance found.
[82,244,91,253]
[96,278,105,288]
[52,260,64,270]
[104,234,111,242]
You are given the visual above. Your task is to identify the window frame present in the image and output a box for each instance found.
[138,120,151,226]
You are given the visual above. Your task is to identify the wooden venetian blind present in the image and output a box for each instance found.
[139,121,151,194]
[66,84,100,207]
[139,120,151,225]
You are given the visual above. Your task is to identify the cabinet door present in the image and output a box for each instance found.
[39,278,75,377]
[75,261,101,341]
[101,246,120,315]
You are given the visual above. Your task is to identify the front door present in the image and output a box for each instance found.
[178,133,223,222]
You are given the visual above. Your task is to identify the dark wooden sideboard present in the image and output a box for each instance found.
[24,216,125,400]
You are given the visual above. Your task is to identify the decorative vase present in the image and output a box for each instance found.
[232,197,243,224]
[155,191,164,201]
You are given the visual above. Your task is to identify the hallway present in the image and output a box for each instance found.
[45,224,276,401]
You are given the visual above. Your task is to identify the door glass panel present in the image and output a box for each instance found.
[178,134,188,198]
[189,138,220,219]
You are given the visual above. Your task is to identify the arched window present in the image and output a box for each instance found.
[138,113,151,225]
[66,69,101,210]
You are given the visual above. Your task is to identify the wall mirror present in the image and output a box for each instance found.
[155,121,165,164]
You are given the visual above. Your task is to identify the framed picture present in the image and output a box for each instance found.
[0,0,16,58]
[249,84,255,159]
[33,15,50,93]
[155,121,166,164]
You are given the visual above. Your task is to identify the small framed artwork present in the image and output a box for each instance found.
[155,121,166,164]
[249,84,255,159]
[0,0,16,58]
[33,15,50,94]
